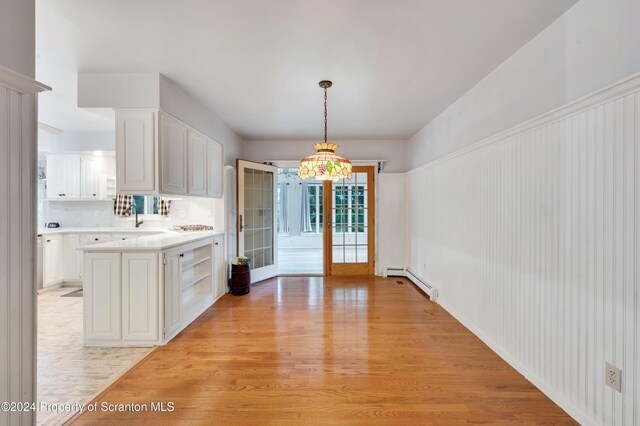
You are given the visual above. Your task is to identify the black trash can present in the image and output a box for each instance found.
[231,264,251,295]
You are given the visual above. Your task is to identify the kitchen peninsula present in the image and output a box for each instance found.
[81,230,225,347]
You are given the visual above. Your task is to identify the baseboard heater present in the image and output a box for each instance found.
[386,267,438,302]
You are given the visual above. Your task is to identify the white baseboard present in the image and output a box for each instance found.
[437,297,595,426]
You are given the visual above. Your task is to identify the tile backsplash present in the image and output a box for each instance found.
[45,196,220,230]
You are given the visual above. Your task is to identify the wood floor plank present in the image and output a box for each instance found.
[71,276,575,425]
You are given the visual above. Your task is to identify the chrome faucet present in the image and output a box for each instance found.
[135,210,144,228]
[125,205,144,228]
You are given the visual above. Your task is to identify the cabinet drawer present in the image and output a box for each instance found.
[81,234,114,246]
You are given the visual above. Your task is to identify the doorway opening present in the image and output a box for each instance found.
[277,168,324,275]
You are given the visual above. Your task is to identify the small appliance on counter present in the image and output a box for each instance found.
[172,225,214,232]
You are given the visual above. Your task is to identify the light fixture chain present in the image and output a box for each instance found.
[324,86,328,143]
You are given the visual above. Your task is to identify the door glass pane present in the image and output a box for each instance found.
[331,172,368,265]
[244,168,274,269]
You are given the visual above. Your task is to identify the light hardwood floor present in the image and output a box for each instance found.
[37,288,152,426]
[71,276,575,425]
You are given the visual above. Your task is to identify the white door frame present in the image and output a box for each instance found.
[236,160,278,283]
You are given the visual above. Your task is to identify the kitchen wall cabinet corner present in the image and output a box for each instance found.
[116,109,158,194]
[207,138,223,198]
[187,128,208,196]
[160,113,189,195]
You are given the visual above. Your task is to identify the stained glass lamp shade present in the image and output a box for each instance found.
[299,142,352,181]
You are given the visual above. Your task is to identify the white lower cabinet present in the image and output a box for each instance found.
[163,252,182,338]
[162,236,226,340]
[122,253,159,342]
[62,234,82,281]
[84,252,121,342]
[213,235,226,297]
[43,235,63,287]
[83,235,225,347]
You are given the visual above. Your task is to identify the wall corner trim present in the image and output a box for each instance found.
[408,71,640,175]
[0,64,51,94]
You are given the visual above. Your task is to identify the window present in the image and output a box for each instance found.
[131,195,160,215]
[334,184,366,233]
[304,184,323,233]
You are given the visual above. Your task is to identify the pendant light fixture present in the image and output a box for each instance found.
[298,80,352,181]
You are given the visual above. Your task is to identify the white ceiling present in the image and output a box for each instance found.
[37,0,577,140]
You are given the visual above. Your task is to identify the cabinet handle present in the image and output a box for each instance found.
[46,239,51,243]
[94,238,99,241]
[179,254,184,257]
[215,242,218,245]
[92,193,96,196]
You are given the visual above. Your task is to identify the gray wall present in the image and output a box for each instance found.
[243,139,408,173]
[160,76,243,166]
[0,0,35,77]
[407,0,640,169]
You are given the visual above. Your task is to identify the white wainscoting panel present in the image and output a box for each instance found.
[378,173,407,275]
[0,65,49,426]
[407,74,640,425]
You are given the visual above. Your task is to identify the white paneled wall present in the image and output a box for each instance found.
[378,174,407,274]
[407,74,640,425]
[0,67,48,426]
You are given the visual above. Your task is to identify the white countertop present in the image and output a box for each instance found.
[38,227,165,236]
[80,230,223,252]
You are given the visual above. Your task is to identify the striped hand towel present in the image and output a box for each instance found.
[158,197,171,216]
[113,194,132,217]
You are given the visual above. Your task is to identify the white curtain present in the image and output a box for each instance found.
[299,183,312,233]
[278,183,290,233]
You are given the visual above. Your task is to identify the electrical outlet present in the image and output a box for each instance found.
[605,362,622,393]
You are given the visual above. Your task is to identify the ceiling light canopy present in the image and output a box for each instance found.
[298,81,352,182]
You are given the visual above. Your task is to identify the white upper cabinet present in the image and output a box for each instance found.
[63,156,81,199]
[160,113,188,195]
[46,156,63,200]
[116,110,157,193]
[207,138,223,198]
[114,109,222,198]
[47,154,114,200]
[46,155,81,199]
[80,155,100,199]
[187,129,208,196]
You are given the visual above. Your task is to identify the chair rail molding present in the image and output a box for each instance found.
[406,70,640,426]
[0,65,50,426]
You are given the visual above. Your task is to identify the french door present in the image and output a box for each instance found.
[237,160,278,283]
[323,166,375,276]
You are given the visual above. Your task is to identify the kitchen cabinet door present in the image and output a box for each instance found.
[116,110,157,193]
[84,252,121,342]
[46,155,81,200]
[163,251,182,338]
[122,253,159,342]
[188,129,207,196]
[63,156,81,199]
[81,156,100,199]
[213,236,226,297]
[62,234,81,281]
[43,235,63,286]
[160,113,188,195]
[46,156,64,200]
[207,138,223,198]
